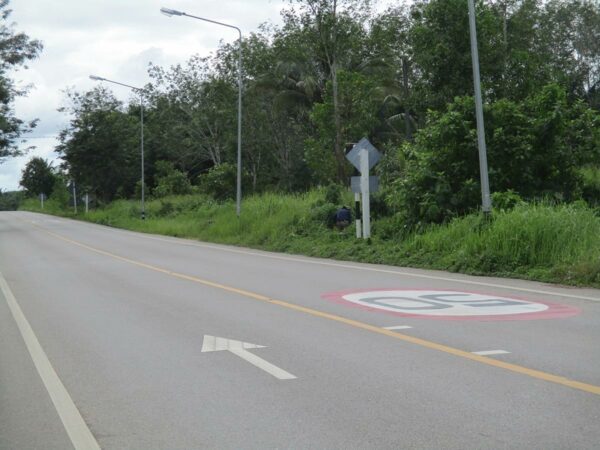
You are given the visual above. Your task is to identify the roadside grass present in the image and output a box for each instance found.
[401,203,600,286]
[21,192,600,288]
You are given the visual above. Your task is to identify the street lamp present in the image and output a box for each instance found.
[161,7,243,217]
[467,0,492,214]
[89,74,146,220]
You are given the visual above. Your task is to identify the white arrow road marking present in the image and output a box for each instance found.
[201,335,297,380]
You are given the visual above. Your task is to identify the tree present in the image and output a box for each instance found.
[56,87,139,202]
[306,70,380,183]
[152,160,192,197]
[0,0,42,162]
[286,0,373,182]
[408,0,600,110]
[538,0,600,106]
[394,84,600,225]
[146,55,237,182]
[19,156,55,197]
[409,0,507,111]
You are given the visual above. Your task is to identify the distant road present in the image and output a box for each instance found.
[1,211,599,449]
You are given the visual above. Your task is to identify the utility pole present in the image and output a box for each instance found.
[468,0,492,214]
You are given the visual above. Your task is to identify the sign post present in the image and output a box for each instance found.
[360,149,371,238]
[345,138,381,239]
[40,193,45,209]
[354,193,361,238]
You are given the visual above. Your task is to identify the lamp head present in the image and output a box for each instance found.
[89,75,104,81]
[160,7,184,17]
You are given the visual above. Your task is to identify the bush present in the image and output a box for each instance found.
[491,190,525,211]
[309,203,338,228]
[157,200,175,217]
[153,161,192,197]
[580,166,600,207]
[324,183,342,205]
[50,176,70,208]
[198,162,237,201]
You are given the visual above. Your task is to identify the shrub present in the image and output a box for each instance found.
[491,190,525,211]
[580,166,600,207]
[324,183,342,205]
[153,161,192,197]
[50,176,70,208]
[198,162,237,201]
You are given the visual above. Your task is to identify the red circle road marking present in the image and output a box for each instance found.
[321,289,580,321]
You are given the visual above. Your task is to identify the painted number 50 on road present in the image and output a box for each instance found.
[322,289,579,321]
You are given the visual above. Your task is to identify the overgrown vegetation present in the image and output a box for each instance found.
[21,191,600,288]
[36,0,599,225]
[0,190,23,210]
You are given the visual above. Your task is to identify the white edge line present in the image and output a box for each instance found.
[0,271,101,450]
[383,325,413,330]
[21,212,600,302]
[472,350,511,356]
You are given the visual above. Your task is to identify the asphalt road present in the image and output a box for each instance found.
[1,211,599,449]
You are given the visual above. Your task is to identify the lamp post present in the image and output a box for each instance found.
[161,7,243,217]
[467,0,492,214]
[89,75,146,220]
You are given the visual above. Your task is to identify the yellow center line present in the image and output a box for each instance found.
[29,220,600,396]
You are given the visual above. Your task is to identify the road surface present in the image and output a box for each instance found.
[1,211,599,449]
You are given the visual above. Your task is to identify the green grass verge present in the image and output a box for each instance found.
[21,191,600,288]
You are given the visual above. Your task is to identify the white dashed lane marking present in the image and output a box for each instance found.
[472,350,511,356]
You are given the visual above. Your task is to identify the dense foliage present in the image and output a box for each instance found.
[0,0,42,162]
[0,189,22,210]
[395,85,600,224]
[34,0,600,225]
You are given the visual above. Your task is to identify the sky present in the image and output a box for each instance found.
[0,0,289,191]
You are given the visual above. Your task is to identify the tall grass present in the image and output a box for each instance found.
[403,203,600,284]
[21,192,600,288]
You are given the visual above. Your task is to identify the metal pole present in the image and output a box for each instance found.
[360,149,370,239]
[85,193,89,213]
[162,11,243,216]
[468,0,492,213]
[73,181,77,214]
[236,32,242,217]
[40,193,44,209]
[354,192,362,238]
[140,93,145,220]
